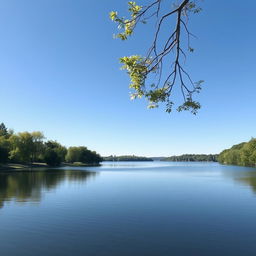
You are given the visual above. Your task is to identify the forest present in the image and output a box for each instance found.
[218,138,256,167]
[163,154,218,162]
[0,123,102,167]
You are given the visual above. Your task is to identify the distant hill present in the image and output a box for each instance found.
[163,154,219,162]
[103,155,153,162]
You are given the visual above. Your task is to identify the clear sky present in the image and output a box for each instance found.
[0,0,255,157]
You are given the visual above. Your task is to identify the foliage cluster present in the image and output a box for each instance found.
[66,146,102,164]
[218,139,256,167]
[110,0,203,114]
[0,123,102,166]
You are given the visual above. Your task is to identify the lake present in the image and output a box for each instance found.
[1,161,256,256]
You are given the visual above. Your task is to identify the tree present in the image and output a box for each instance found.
[44,140,67,166]
[66,147,83,163]
[0,123,8,137]
[110,0,203,114]
[31,131,45,162]
[9,131,45,163]
[66,146,102,164]
[241,139,256,167]
[44,149,61,166]
[0,136,10,163]
[44,141,67,161]
[0,123,10,163]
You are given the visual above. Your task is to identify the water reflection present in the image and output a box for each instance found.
[0,169,97,209]
[234,172,256,193]
[221,166,256,193]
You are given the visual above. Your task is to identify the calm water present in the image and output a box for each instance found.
[1,162,256,256]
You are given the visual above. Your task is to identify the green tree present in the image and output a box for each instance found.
[241,139,256,167]
[240,145,251,166]
[249,151,256,167]
[44,141,67,162]
[0,136,10,163]
[31,131,45,162]
[66,147,82,163]
[110,0,203,114]
[0,123,8,137]
[9,131,44,163]
[43,140,67,166]
[44,149,61,166]
[66,146,102,164]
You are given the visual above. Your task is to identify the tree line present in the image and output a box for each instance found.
[104,155,153,161]
[218,138,256,167]
[163,154,219,162]
[0,123,102,166]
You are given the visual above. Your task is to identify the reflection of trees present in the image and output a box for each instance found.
[235,172,256,193]
[224,168,256,194]
[0,169,97,209]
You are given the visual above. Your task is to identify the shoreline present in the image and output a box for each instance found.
[0,162,101,172]
[0,163,48,171]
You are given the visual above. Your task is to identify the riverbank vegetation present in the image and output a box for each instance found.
[0,123,102,168]
[218,138,256,167]
[103,155,153,161]
[164,154,218,162]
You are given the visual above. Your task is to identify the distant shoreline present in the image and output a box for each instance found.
[102,160,153,162]
[103,156,154,162]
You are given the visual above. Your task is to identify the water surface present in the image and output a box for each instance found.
[1,162,256,256]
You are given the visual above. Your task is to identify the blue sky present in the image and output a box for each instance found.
[0,0,255,157]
